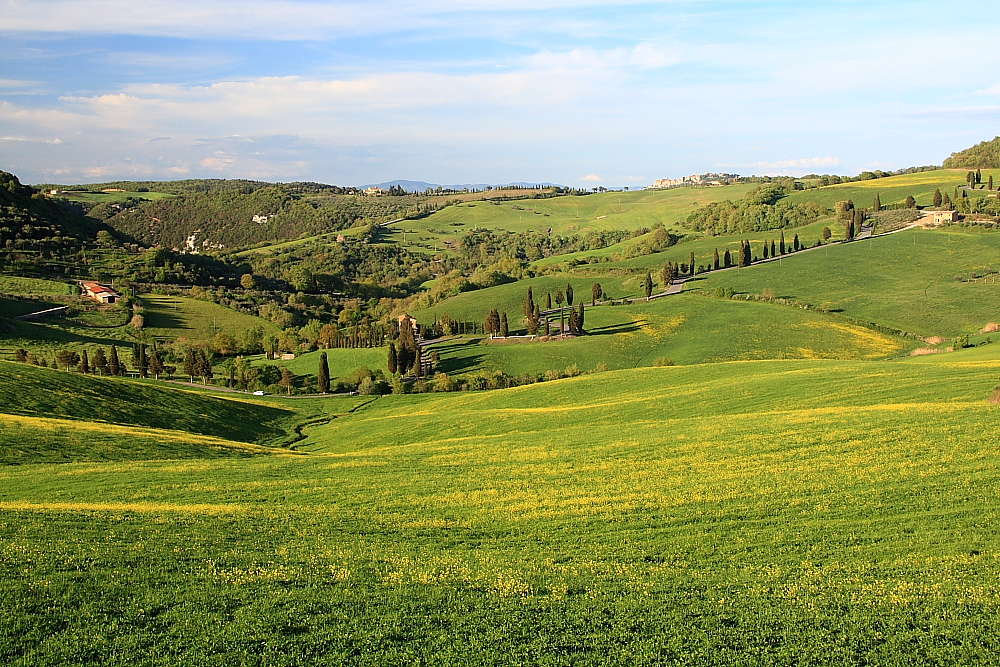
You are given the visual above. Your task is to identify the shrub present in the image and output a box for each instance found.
[595,362,610,373]
[564,364,581,377]
[653,357,675,367]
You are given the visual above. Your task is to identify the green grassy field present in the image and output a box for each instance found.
[252,347,387,380]
[2,353,1000,663]
[424,292,908,377]
[692,228,1000,338]
[0,275,75,297]
[372,185,760,256]
[140,293,281,343]
[784,169,1000,210]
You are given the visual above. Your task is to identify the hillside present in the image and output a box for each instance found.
[1,355,999,663]
[0,361,295,446]
[943,137,1000,169]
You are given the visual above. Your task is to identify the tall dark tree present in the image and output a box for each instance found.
[905,195,916,209]
[990,175,994,191]
[183,348,197,381]
[198,349,213,385]
[566,284,574,306]
[526,304,540,335]
[770,240,776,257]
[873,193,881,212]
[592,282,602,305]
[713,248,720,270]
[148,348,165,380]
[943,192,952,209]
[555,290,564,307]
[689,251,696,275]
[793,234,800,252]
[500,312,509,338]
[933,188,943,207]
[763,242,769,259]
[577,303,585,333]
[78,350,90,374]
[779,231,786,254]
[524,286,535,317]
[387,341,398,375]
[823,227,832,241]
[568,307,579,335]
[644,272,653,299]
[399,316,418,371]
[976,168,982,184]
[723,248,732,268]
[279,367,296,395]
[93,347,108,376]
[137,343,148,379]
[546,292,552,310]
[543,317,550,336]
[660,262,674,286]
[109,345,123,377]
[318,351,330,393]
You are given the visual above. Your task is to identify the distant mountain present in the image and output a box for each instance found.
[360,180,563,192]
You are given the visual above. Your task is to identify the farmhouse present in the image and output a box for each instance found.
[79,280,120,304]
[364,186,385,196]
[932,210,958,224]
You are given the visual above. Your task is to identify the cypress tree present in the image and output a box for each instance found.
[137,344,148,379]
[713,248,720,270]
[183,347,196,381]
[387,341,398,375]
[93,347,108,375]
[793,234,800,251]
[148,349,164,379]
[689,252,696,275]
[873,193,881,212]
[990,175,995,191]
[544,317,550,336]
[568,308,578,335]
[644,272,653,298]
[318,351,330,393]
[943,192,952,208]
[546,292,552,309]
[279,367,295,395]
[723,248,732,268]
[976,168,982,184]
[577,303,585,333]
[779,231,786,254]
[79,350,90,374]
[566,284,574,306]
[198,349,213,385]
[500,312,508,338]
[763,242,769,259]
[109,345,123,377]
[933,188,942,207]
[770,240,776,257]
[524,286,534,317]
[592,282,602,305]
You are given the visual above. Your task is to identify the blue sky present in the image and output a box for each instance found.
[2,0,999,187]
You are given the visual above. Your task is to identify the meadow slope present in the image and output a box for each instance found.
[1,354,1000,663]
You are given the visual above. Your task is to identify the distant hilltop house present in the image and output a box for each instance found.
[252,214,269,224]
[397,313,419,330]
[364,186,385,196]
[932,210,958,224]
[79,280,120,304]
[649,173,739,189]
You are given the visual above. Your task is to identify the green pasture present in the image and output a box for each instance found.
[2,357,1000,663]
[377,185,760,256]
[139,293,280,343]
[0,275,75,297]
[785,168,1000,210]
[251,347,387,380]
[423,292,908,377]
[693,228,1000,338]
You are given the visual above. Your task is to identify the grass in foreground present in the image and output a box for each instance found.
[1,356,999,663]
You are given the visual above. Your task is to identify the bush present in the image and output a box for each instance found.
[594,362,610,373]
[564,364,581,377]
[653,357,675,367]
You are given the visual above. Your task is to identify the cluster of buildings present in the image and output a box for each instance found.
[649,173,739,189]
[79,280,119,304]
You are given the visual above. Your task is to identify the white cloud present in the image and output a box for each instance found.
[579,173,601,181]
[973,84,1000,97]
